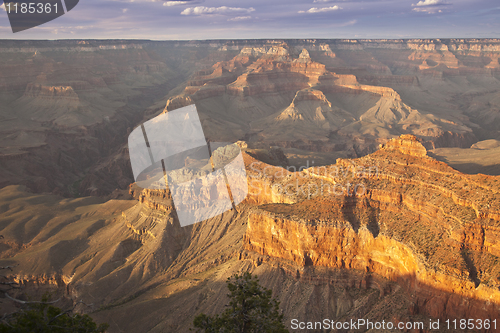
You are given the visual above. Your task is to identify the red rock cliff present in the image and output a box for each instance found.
[243,135,500,324]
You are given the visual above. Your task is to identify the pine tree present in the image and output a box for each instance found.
[0,294,109,333]
[193,272,289,333]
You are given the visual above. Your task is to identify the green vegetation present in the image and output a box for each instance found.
[70,177,84,198]
[193,272,288,333]
[0,295,108,333]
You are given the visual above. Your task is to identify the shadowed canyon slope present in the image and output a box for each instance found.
[0,40,224,196]
[0,136,499,332]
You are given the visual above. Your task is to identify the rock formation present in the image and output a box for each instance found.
[1,135,499,331]
[242,135,500,322]
[164,38,500,164]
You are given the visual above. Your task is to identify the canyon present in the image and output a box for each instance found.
[2,39,500,196]
[0,136,498,331]
[0,39,500,332]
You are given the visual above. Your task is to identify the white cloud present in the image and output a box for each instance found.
[181,6,255,16]
[413,0,445,6]
[228,16,251,21]
[313,0,333,2]
[298,5,341,14]
[411,0,450,13]
[117,0,202,6]
[338,19,357,27]
[122,8,129,13]
[412,7,442,13]
[109,0,160,3]
[164,1,189,6]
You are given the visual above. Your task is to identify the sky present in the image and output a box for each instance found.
[0,0,499,40]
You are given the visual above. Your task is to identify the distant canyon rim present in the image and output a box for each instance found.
[0,39,499,332]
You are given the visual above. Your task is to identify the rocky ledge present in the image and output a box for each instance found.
[242,135,500,322]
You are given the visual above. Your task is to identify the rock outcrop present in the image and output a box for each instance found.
[379,134,427,157]
[243,135,500,322]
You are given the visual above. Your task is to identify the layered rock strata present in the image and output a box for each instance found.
[243,135,500,322]
[166,39,499,159]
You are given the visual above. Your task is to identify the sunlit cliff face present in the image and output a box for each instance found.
[125,133,500,319]
[241,135,500,320]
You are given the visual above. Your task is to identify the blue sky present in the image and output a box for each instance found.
[0,0,499,39]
